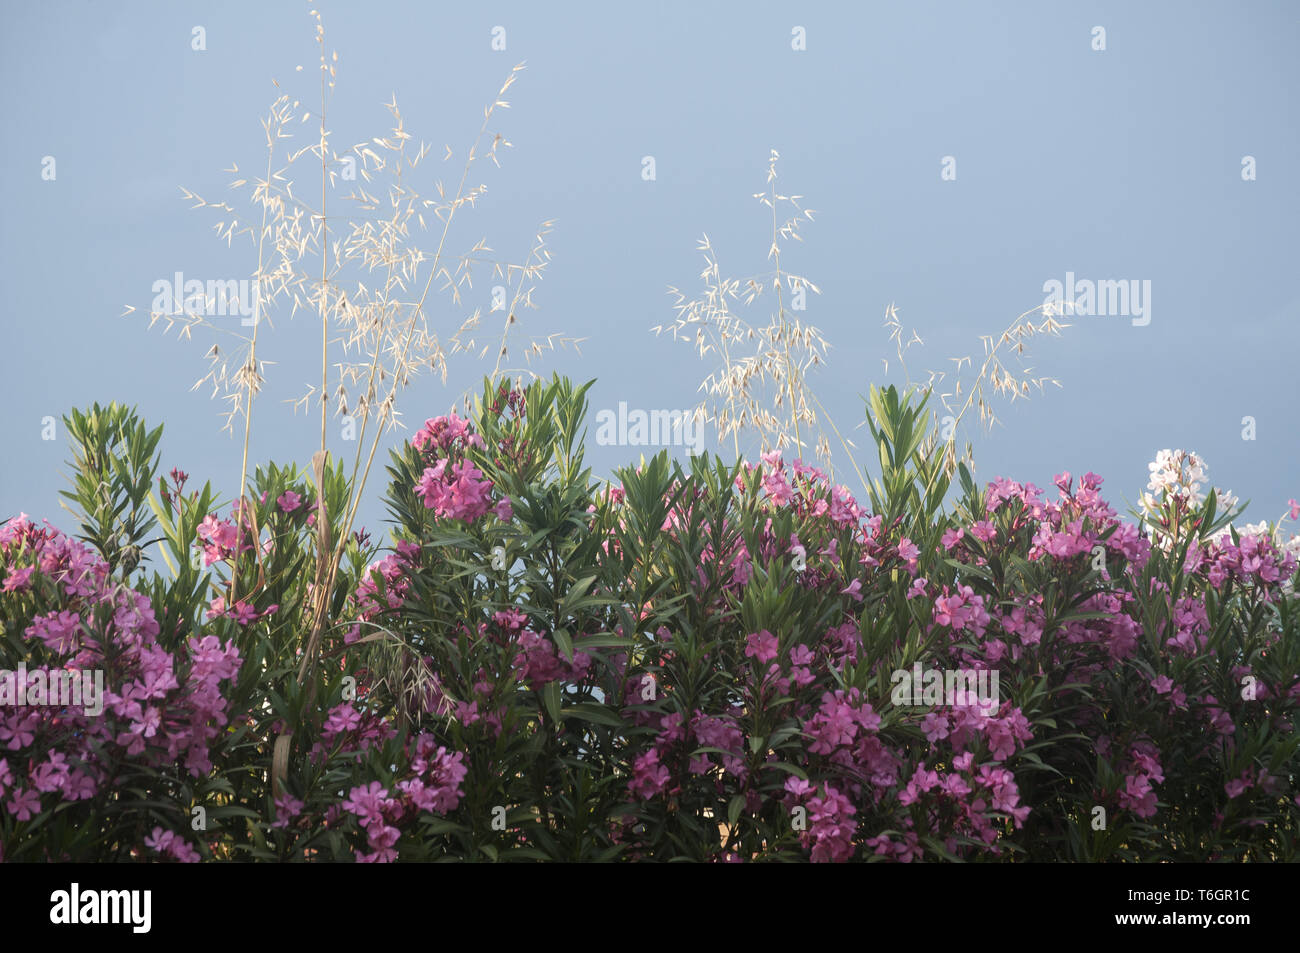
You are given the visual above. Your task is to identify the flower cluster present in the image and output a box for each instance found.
[345,539,422,644]
[337,734,468,862]
[411,413,512,523]
[511,629,592,690]
[196,511,254,566]
[0,516,242,849]
[589,442,1298,862]
[5,385,1298,864]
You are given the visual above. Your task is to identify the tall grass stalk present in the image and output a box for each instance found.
[133,10,576,688]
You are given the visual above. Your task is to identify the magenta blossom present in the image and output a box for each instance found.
[744,630,779,664]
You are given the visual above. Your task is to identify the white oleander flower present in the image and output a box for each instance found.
[1213,487,1238,512]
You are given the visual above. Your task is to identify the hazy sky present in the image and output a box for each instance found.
[2,1,1297,546]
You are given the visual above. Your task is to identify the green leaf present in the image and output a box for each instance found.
[562,703,625,728]
[542,681,562,724]
[571,634,635,651]
[727,795,745,831]
[553,628,574,663]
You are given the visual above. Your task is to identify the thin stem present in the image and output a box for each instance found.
[301,70,524,686]
[770,174,800,455]
[230,110,279,607]
[319,53,329,456]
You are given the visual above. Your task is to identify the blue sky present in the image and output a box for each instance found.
[2,0,1297,544]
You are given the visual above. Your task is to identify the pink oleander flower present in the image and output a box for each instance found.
[511,630,591,690]
[690,712,747,779]
[416,459,497,522]
[1,566,34,593]
[143,826,200,863]
[6,787,40,822]
[983,706,1033,761]
[1225,773,1252,799]
[920,711,950,743]
[144,826,176,853]
[930,584,990,637]
[804,784,857,863]
[788,644,816,688]
[323,702,363,740]
[1120,774,1158,818]
[829,486,860,527]
[629,749,672,800]
[744,629,779,664]
[342,781,392,825]
[277,490,302,513]
[784,776,814,801]
[27,609,81,653]
[271,794,304,830]
[412,412,474,453]
[761,468,794,507]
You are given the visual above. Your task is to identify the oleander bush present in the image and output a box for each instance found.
[2,378,1297,862]
[4,12,1295,863]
